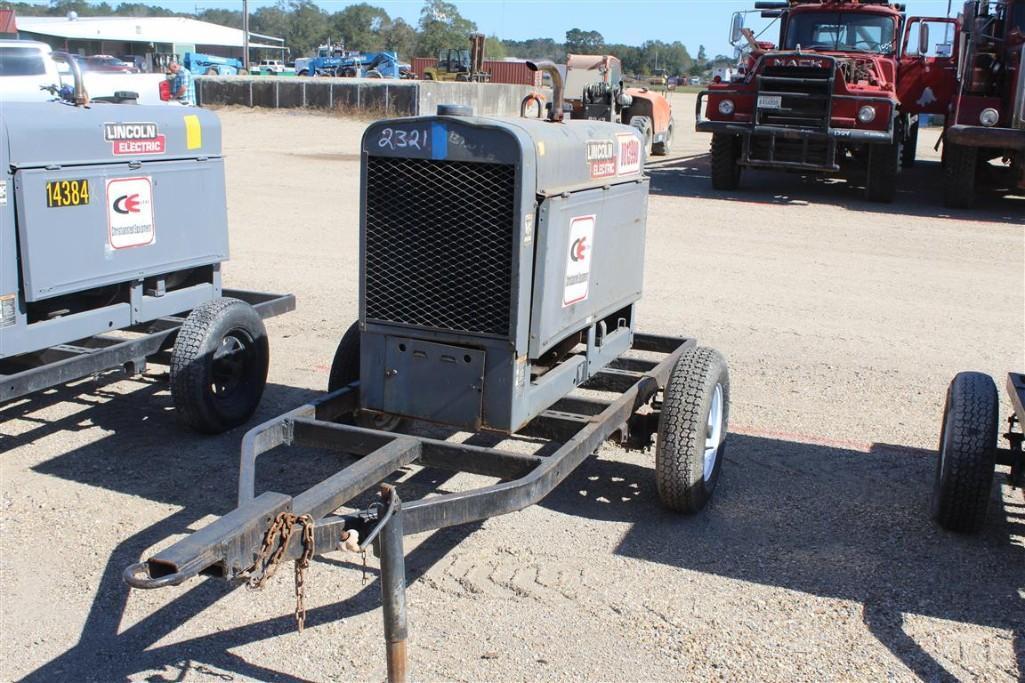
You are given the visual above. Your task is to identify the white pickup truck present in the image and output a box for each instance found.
[0,40,169,105]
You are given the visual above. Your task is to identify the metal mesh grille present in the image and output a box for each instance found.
[757,65,833,131]
[364,156,516,337]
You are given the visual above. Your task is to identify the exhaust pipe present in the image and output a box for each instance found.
[51,52,89,106]
[526,60,565,122]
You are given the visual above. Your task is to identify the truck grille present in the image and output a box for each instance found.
[756,63,834,131]
[364,156,516,337]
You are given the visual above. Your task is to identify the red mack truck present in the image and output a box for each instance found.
[943,0,1025,207]
[697,0,959,203]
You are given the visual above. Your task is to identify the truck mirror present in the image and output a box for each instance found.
[918,23,931,56]
[730,13,745,45]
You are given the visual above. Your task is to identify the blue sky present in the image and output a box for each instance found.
[24,0,958,54]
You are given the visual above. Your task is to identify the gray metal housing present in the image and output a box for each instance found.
[1,101,228,359]
[358,111,649,433]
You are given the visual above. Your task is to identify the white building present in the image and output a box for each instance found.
[17,15,284,72]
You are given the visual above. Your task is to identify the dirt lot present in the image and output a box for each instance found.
[1,93,1023,682]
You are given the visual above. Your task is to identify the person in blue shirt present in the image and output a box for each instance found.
[168,61,196,106]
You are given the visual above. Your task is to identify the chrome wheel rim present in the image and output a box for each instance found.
[703,383,725,482]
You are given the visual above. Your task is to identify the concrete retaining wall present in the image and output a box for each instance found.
[196,76,542,117]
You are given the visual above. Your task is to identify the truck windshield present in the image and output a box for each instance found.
[0,47,47,76]
[785,12,898,54]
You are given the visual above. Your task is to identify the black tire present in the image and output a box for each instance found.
[629,115,654,157]
[931,372,999,533]
[865,141,899,203]
[655,347,730,514]
[710,133,742,191]
[297,69,309,77]
[942,142,978,209]
[901,121,919,168]
[652,122,673,156]
[328,321,405,432]
[170,298,269,434]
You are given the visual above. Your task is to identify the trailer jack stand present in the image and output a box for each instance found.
[377,486,408,683]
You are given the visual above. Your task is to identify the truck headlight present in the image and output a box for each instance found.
[979,108,999,127]
[858,106,877,124]
[718,99,735,115]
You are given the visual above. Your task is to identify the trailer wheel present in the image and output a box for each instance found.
[931,372,999,533]
[710,133,742,191]
[655,347,730,513]
[630,116,654,157]
[328,321,405,432]
[942,143,978,209]
[865,141,899,203]
[901,121,919,168]
[171,298,269,434]
[652,122,673,156]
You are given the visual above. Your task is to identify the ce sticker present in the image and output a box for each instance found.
[112,193,141,214]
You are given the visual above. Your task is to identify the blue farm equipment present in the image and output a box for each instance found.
[295,43,411,79]
[183,52,244,76]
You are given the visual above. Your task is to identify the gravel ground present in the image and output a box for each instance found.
[1,93,1023,682]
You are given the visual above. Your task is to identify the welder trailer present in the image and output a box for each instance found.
[124,65,731,681]
[1,94,294,433]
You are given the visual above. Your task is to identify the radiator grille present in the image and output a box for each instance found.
[364,156,516,337]
[756,64,833,131]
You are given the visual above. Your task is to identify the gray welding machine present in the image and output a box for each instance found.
[328,93,650,434]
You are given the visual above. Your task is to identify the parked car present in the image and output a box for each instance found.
[79,54,138,73]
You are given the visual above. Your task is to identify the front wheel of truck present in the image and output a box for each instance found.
[865,141,899,203]
[942,142,978,209]
[710,133,742,191]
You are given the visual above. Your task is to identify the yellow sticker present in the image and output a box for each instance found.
[184,114,202,150]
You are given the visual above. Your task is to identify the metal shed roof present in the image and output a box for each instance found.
[17,16,284,49]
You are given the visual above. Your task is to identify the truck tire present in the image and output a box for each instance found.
[652,122,673,156]
[865,141,899,203]
[171,298,269,434]
[328,321,405,432]
[655,347,730,513]
[942,142,978,209]
[710,133,742,191]
[297,69,309,77]
[931,372,999,533]
[630,116,654,157]
[901,121,919,168]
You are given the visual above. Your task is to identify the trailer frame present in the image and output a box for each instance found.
[0,289,295,404]
[123,332,696,682]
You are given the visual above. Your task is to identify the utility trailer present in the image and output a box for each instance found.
[124,64,731,681]
[932,372,1024,533]
[1,87,293,433]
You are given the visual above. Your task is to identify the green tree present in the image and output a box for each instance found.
[197,8,243,29]
[331,3,390,52]
[417,0,476,58]
[382,17,418,59]
[485,34,505,60]
[565,28,604,54]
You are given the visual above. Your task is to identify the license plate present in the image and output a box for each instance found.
[757,95,783,110]
[46,179,90,208]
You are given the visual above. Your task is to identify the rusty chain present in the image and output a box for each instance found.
[245,511,316,632]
